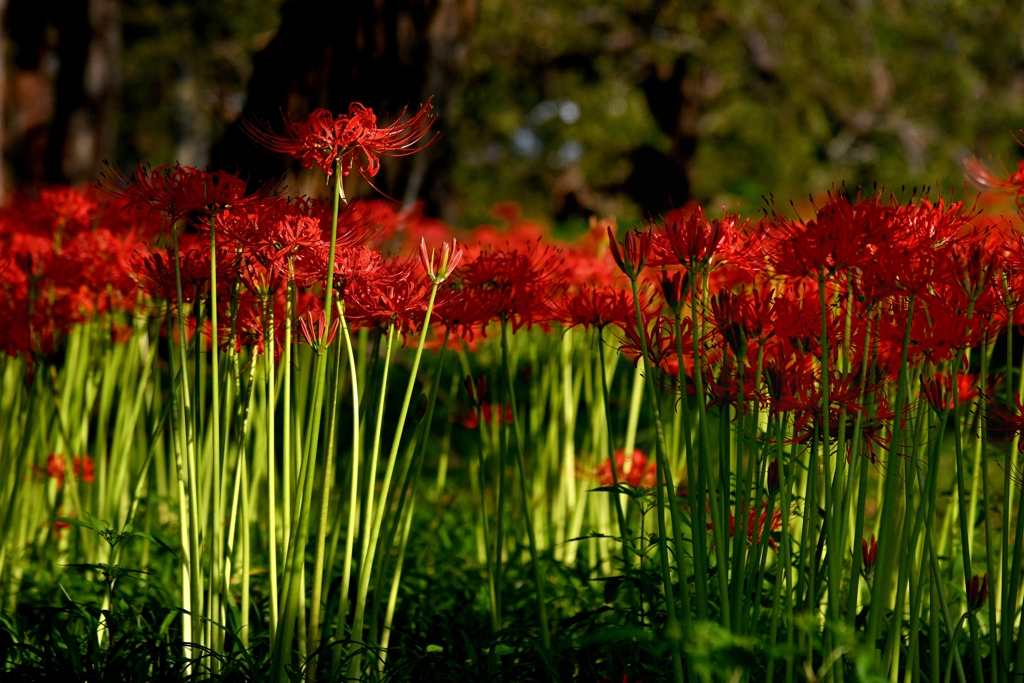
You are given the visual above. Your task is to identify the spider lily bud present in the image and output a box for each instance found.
[464,374,487,409]
[767,459,780,496]
[659,270,689,316]
[607,226,652,281]
[967,573,989,612]
[861,534,877,578]
[298,309,339,352]
[420,238,463,284]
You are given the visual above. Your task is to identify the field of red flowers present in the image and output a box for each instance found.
[2,102,1024,683]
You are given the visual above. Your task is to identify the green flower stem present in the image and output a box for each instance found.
[947,316,985,683]
[165,308,195,656]
[171,227,204,651]
[925,514,968,683]
[626,278,687,682]
[262,298,280,641]
[690,270,731,628]
[841,308,876,626]
[596,330,632,571]
[674,312,708,620]
[331,310,362,667]
[976,337,998,683]
[306,322,347,681]
[1000,303,1023,681]
[865,294,915,656]
[816,273,844,683]
[883,379,927,678]
[206,213,225,663]
[473,372,501,637]
[500,317,554,663]
[348,280,441,676]
[377,331,449,664]
[271,164,345,682]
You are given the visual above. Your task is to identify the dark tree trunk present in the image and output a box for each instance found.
[213,0,476,214]
[6,0,119,186]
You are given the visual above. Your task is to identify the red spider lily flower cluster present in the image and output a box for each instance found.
[595,448,657,488]
[460,403,513,430]
[244,101,435,178]
[0,186,160,360]
[709,500,783,550]
[12,117,1024,509]
[34,454,95,488]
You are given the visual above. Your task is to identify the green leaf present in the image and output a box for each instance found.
[130,531,179,559]
[494,644,515,656]
[426,644,444,653]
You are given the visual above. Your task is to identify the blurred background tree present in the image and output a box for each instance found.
[3,0,1023,225]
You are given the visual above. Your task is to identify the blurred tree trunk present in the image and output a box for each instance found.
[49,0,120,184]
[6,0,119,186]
[0,0,8,203]
[213,0,477,215]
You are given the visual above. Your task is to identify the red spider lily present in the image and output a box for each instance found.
[54,517,72,539]
[653,205,729,268]
[460,403,513,429]
[232,291,287,356]
[0,186,152,359]
[984,392,1024,451]
[920,371,979,412]
[709,290,776,357]
[455,243,562,332]
[617,315,688,375]
[344,258,432,333]
[862,534,878,578]
[552,285,640,331]
[101,164,263,224]
[658,270,689,316]
[709,500,783,550]
[245,100,435,178]
[431,286,492,342]
[768,193,892,278]
[598,675,642,683]
[881,291,996,366]
[777,369,891,459]
[34,454,93,488]
[607,225,653,281]
[965,150,1024,202]
[701,360,765,412]
[419,237,463,284]
[595,448,657,487]
[950,229,1003,302]
[4,186,99,241]
[298,308,340,350]
[967,573,989,612]
[73,455,94,484]
[768,281,837,360]
[46,454,66,486]
[130,234,212,305]
[464,375,487,409]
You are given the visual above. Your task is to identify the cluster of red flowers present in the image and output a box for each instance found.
[595,448,658,488]
[33,453,95,488]
[7,106,1024,475]
[0,186,160,359]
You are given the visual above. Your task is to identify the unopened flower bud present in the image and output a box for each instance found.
[967,573,989,612]
[861,534,877,578]
[767,459,780,496]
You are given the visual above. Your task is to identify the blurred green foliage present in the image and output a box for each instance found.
[112,0,1024,224]
[451,0,1024,224]
[118,0,281,167]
